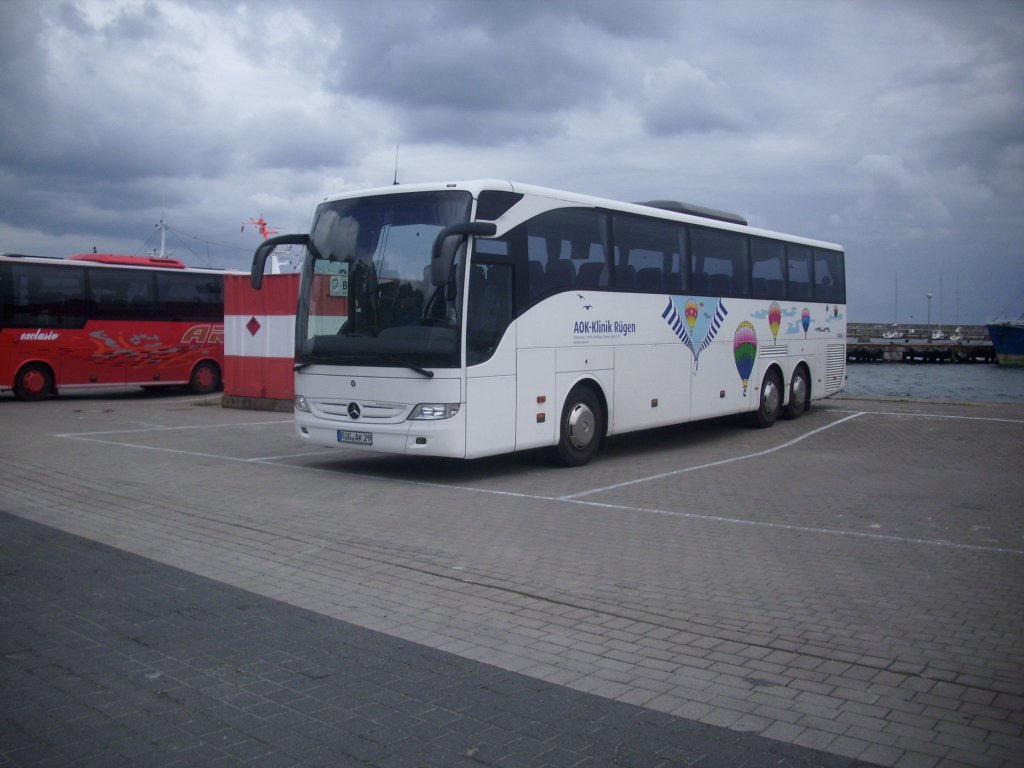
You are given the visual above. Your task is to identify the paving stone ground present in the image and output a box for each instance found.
[1,389,1022,767]
[0,512,871,767]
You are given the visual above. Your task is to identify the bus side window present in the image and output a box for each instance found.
[813,248,845,303]
[528,260,544,295]
[751,238,785,300]
[544,258,576,293]
[572,240,608,288]
[157,273,224,322]
[466,261,514,366]
[522,208,606,301]
[611,214,684,294]
[691,226,747,297]
[7,264,87,328]
[787,245,813,300]
[89,268,156,320]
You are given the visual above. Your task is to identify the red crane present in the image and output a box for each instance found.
[243,214,278,240]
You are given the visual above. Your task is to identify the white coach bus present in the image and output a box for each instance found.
[251,180,845,465]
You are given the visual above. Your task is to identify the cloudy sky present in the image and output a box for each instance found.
[1,0,1022,325]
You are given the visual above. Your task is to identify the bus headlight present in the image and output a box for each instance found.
[295,395,311,413]
[409,403,460,420]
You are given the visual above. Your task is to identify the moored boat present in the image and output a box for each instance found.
[985,319,1024,366]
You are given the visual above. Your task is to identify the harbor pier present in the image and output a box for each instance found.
[846,322,995,363]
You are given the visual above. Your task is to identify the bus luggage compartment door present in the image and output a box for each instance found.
[515,348,556,451]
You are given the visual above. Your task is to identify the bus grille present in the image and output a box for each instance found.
[825,344,846,393]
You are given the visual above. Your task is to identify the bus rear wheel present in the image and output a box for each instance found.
[555,385,604,467]
[14,363,54,401]
[749,369,782,428]
[188,361,221,395]
[783,367,810,420]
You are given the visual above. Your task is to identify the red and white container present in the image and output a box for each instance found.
[222,273,299,410]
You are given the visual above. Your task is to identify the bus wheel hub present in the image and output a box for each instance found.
[567,403,595,450]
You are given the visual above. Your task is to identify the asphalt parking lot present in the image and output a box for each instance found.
[1,388,1022,767]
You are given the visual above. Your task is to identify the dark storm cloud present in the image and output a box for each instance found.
[240,109,354,171]
[0,0,244,246]
[0,1,233,184]
[324,1,617,145]
[0,0,1021,321]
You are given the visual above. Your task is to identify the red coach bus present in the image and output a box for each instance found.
[0,253,226,400]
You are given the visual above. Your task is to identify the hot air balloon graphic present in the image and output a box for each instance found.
[685,298,698,334]
[768,302,781,343]
[801,307,811,338]
[663,297,728,372]
[733,321,757,395]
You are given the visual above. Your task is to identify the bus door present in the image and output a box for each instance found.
[464,252,516,458]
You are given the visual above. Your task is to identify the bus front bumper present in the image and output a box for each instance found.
[293,408,467,458]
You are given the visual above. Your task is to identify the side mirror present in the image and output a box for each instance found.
[430,222,497,287]
[250,234,310,289]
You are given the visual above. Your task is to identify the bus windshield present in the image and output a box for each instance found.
[296,190,472,370]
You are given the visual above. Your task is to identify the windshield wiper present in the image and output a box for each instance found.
[294,352,338,372]
[389,357,434,378]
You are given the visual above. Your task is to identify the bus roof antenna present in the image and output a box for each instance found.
[393,145,400,185]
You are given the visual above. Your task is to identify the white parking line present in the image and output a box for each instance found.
[563,497,1024,556]
[834,407,1024,424]
[53,409,1024,555]
[561,412,864,500]
[55,419,291,437]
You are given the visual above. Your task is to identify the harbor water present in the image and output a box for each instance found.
[843,362,1024,404]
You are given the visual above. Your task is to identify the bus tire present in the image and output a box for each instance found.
[749,369,782,428]
[555,385,603,467]
[14,363,54,401]
[783,366,810,420]
[188,361,221,395]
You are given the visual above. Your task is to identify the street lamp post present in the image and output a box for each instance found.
[926,293,933,339]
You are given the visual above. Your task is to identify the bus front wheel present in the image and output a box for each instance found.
[750,369,782,428]
[14,363,54,401]
[555,385,604,467]
[188,361,221,395]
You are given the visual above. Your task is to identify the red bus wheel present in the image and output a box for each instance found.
[188,361,221,395]
[14,363,54,401]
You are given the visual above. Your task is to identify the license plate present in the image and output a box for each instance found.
[337,429,372,445]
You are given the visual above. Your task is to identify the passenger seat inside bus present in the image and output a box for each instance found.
[636,267,663,292]
[544,259,576,293]
[616,264,636,289]
[576,262,607,288]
